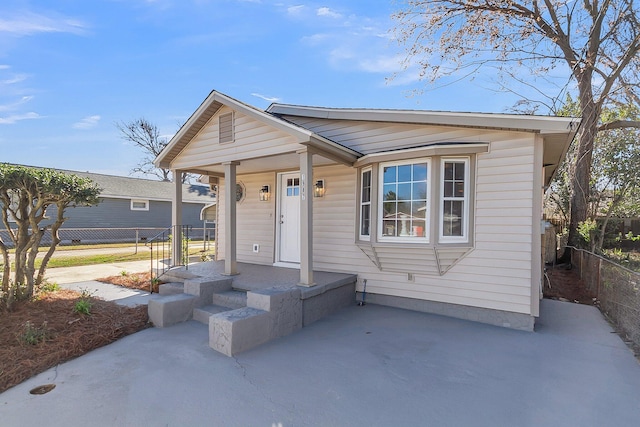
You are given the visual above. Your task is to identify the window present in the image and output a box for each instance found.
[379,159,430,241]
[219,112,234,144]
[360,168,372,240]
[286,178,300,196]
[440,158,469,242]
[130,199,149,211]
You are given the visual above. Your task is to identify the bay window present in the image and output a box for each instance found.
[360,168,372,240]
[379,159,430,241]
[440,158,469,242]
[358,155,472,246]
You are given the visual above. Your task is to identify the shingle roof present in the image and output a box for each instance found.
[6,164,215,204]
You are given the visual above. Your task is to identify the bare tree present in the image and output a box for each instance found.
[117,118,193,183]
[392,0,640,252]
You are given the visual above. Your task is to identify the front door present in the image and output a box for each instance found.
[278,172,300,264]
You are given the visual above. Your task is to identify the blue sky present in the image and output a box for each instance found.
[1,0,527,177]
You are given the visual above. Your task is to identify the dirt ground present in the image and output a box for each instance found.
[543,264,597,305]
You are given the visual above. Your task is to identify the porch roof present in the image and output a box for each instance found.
[154,91,361,175]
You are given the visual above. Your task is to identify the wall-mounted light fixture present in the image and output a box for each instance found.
[313,179,325,198]
[259,185,271,201]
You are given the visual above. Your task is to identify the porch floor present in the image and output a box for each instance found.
[183,260,357,298]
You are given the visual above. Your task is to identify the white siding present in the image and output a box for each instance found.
[215,120,536,316]
[216,172,276,265]
[172,106,300,170]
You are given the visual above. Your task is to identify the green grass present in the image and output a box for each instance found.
[42,252,151,268]
[1,247,215,270]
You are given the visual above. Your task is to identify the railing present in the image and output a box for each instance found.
[146,225,192,291]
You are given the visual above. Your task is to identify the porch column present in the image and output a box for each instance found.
[298,149,314,286]
[223,161,239,275]
[171,170,183,266]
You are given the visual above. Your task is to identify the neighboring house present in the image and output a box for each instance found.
[155,90,579,331]
[2,165,216,243]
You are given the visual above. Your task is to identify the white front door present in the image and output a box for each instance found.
[278,172,300,264]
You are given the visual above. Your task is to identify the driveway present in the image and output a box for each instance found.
[1,299,639,426]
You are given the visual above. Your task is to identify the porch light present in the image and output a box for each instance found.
[313,180,325,198]
[259,185,271,201]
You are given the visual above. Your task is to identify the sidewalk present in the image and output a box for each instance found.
[45,260,151,285]
[45,260,155,307]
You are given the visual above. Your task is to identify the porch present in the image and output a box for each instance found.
[148,261,357,356]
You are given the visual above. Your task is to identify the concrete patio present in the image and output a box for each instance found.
[2,299,639,426]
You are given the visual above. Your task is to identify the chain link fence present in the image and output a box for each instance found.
[571,247,640,353]
[0,227,215,249]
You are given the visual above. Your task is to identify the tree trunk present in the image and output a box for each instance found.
[36,205,66,286]
[0,241,9,295]
[567,87,601,252]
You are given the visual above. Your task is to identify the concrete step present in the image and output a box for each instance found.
[193,304,233,324]
[159,268,200,283]
[158,282,184,295]
[211,290,247,309]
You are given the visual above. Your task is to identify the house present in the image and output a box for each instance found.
[154,90,579,332]
[2,165,216,244]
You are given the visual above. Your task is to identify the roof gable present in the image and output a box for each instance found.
[156,91,318,170]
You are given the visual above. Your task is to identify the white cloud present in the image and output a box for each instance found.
[0,11,87,36]
[251,93,281,103]
[0,65,10,70]
[1,73,28,85]
[0,96,34,112]
[0,112,40,124]
[287,5,306,16]
[72,115,101,129]
[316,7,341,19]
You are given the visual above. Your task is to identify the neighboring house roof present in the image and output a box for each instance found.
[5,164,215,204]
[154,90,581,186]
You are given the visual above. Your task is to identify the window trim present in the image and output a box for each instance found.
[130,199,150,211]
[359,167,372,241]
[377,157,431,244]
[439,157,470,243]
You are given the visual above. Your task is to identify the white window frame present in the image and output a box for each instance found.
[359,167,372,241]
[439,157,470,243]
[130,199,149,211]
[378,158,431,243]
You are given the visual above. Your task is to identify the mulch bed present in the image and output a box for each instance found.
[544,264,597,305]
[97,271,161,293]
[0,289,149,394]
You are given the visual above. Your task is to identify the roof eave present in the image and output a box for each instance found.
[267,104,581,135]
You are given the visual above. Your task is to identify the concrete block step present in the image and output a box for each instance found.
[193,304,233,324]
[158,282,184,295]
[211,290,247,309]
[159,268,200,283]
[209,307,271,356]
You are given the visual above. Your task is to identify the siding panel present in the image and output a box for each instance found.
[216,124,537,316]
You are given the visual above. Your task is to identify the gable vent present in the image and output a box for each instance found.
[219,112,234,144]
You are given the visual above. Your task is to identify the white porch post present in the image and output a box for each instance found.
[171,170,183,266]
[298,149,314,286]
[223,161,239,275]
